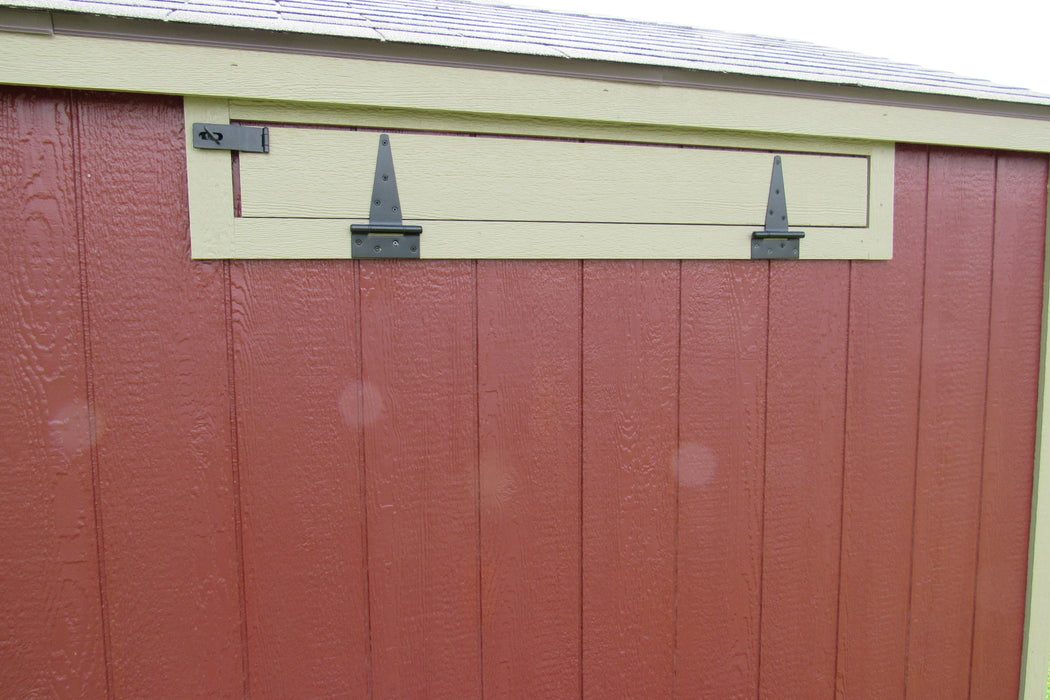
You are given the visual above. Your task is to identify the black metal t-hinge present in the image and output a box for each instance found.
[351,134,422,259]
[751,156,805,260]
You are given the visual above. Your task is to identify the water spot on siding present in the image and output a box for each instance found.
[338,379,386,427]
[676,442,718,490]
[48,398,93,458]
[479,448,517,509]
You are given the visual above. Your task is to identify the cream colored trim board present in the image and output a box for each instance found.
[184,98,235,258]
[5,32,1050,152]
[1019,182,1050,700]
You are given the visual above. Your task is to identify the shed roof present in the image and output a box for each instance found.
[6,0,1050,106]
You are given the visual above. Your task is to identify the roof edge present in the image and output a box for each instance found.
[3,1,1050,109]
[13,8,1045,122]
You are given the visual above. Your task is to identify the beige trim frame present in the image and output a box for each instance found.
[184,98,235,259]
[185,98,894,259]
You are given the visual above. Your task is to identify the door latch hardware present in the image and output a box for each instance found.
[351,134,421,259]
[751,155,805,260]
[191,123,269,153]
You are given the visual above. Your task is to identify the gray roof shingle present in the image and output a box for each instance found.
[7,0,1050,105]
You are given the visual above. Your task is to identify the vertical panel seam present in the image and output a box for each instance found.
[672,261,683,699]
[756,260,771,698]
[967,154,1000,699]
[578,260,585,700]
[474,260,484,700]
[222,261,251,699]
[353,259,375,700]
[71,90,114,700]
[832,261,855,698]
[904,147,933,698]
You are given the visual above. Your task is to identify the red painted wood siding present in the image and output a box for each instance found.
[1,89,1044,699]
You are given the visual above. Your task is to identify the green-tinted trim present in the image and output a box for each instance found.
[0,7,52,34]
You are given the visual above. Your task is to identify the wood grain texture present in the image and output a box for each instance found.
[835,146,928,697]
[229,260,370,696]
[759,261,850,698]
[359,260,481,699]
[905,149,997,700]
[74,92,245,697]
[0,88,107,698]
[675,261,767,698]
[4,86,1048,698]
[581,261,679,699]
[477,261,582,698]
[969,153,1047,699]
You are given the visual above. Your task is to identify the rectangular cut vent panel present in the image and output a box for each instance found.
[240,128,869,226]
[185,99,894,259]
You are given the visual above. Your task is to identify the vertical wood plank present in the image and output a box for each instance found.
[675,261,767,697]
[477,260,582,698]
[0,88,107,698]
[905,149,997,700]
[229,260,370,696]
[835,146,928,697]
[969,153,1047,699]
[582,261,679,699]
[360,260,481,699]
[76,92,245,697]
[759,260,850,698]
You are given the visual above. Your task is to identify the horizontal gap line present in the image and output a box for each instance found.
[231,120,872,157]
[235,217,868,228]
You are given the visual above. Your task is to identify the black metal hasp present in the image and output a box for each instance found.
[751,156,805,260]
[191,123,269,153]
[351,134,422,259]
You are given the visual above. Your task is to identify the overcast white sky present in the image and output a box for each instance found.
[472,0,1050,95]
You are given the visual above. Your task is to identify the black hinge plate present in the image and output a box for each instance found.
[351,134,421,259]
[751,236,802,259]
[751,155,804,260]
[192,123,269,153]
[351,227,422,258]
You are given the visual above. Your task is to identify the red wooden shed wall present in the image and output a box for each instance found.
[1,88,1045,699]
